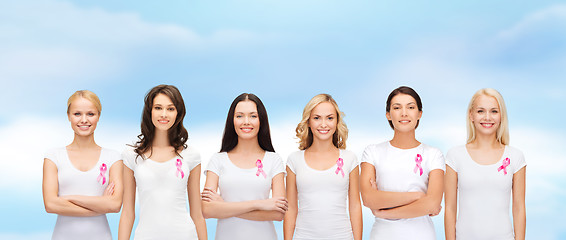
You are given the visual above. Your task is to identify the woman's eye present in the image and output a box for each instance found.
[477,110,484,113]
[328,117,334,120]
[74,113,81,116]
[313,116,319,120]
[409,106,415,109]
[88,113,95,116]
[154,106,162,110]
[168,107,175,111]
[251,115,258,118]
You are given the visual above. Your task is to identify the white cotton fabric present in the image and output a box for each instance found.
[361,142,445,240]
[286,149,358,240]
[45,147,121,240]
[204,151,286,240]
[122,146,201,240]
[446,145,526,240]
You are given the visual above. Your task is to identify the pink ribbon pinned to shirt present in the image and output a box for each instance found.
[97,163,107,185]
[414,154,423,176]
[335,158,345,177]
[256,159,267,178]
[498,157,510,175]
[176,159,185,179]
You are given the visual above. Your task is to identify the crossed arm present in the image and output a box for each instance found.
[42,158,123,217]
[201,171,287,221]
[360,162,443,219]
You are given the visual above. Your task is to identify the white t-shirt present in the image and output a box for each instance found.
[287,149,358,240]
[361,141,445,240]
[446,145,526,240]
[204,151,286,240]
[122,146,201,240]
[45,147,121,240]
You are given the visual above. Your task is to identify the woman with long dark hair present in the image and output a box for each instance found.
[118,85,207,240]
[201,93,287,240]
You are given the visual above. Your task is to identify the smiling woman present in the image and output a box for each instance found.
[42,90,123,240]
[360,86,445,240]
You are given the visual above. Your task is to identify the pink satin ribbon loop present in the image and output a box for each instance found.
[414,154,423,176]
[176,159,185,179]
[256,159,267,178]
[498,157,510,175]
[335,158,345,177]
[97,163,107,185]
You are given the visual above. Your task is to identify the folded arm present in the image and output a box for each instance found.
[65,161,124,213]
[360,162,424,210]
[42,158,100,217]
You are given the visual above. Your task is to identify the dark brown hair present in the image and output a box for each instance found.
[386,86,423,129]
[132,85,188,159]
[220,93,275,153]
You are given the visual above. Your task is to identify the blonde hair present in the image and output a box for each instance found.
[466,88,509,145]
[296,94,348,150]
[67,90,102,114]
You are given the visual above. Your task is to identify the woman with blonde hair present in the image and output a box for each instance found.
[444,88,526,240]
[284,93,362,240]
[43,90,123,240]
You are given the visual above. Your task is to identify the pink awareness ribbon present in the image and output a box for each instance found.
[414,154,423,176]
[335,158,345,177]
[176,159,185,179]
[97,163,107,185]
[498,158,510,175]
[256,159,267,178]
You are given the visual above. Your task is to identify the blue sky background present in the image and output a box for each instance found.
[1,0,565,239]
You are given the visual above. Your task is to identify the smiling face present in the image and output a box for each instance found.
[233,100,260,140]
[151,93,178,132]
[386,93,422,132]
[67,97,100,137]
[308,101,337,143]
[469,94,501,137]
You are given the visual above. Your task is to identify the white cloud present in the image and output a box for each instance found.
[0,232,52,240]
[497,4,566,40]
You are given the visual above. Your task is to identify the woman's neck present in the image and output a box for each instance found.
[469,133,502,149]
[307,137,337,152]
[232,137,264,154]
[390,130,420,149]
[68,134,98,150]
[152,129,171,148]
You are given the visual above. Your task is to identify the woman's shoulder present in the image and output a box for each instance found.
[340,149,358,160]
[421,143,445,156]
[363,141,389,153]
[180,145,200,158]
[505,145,525,159]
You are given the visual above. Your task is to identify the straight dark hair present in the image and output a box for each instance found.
[132,84,188,159]
[220,93,275,153]
[386,86,423,129]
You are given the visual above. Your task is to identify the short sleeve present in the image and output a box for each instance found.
[204,153,222,176]
[44,148,60,167]
[445,147,459,173]
[360,145,376,166]
[511,147,527,174]
[428,147,446,172]
[269,153,286,178]
[183,147,201,171]
[286,152,299,174]
[121,147,139,171]
[104,149,122,168]
[343,150,359,173]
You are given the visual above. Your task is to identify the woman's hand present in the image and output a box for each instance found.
[257,197,288,213]
[201,187,224,202]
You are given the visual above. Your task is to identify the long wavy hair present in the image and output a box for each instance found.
[220,93,275,153]
[386,86,423,130]
[296,94,348,150]
[132,85,188,159]
[466,88,509,145]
